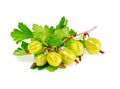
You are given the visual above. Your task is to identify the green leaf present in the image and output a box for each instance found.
[80,39,86,48]
[48,26,55,36]
[56,16,68,29]
[30,63,38,69]
[13,48,28,56]
[46,36,62,46]
[30,63,49,71]
[63,39,74,48]
[11,22,33,44]
[30,63,59,72]
[21,41,28,50]
[32,24,49,42]
[37,63,49,70]
[69,29,76,35]
[47,65,59,72]
[13,41,29,56]
[54,27,69,39]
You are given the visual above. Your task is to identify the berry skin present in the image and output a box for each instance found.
[47,52,62,66]
[85,38,101,54]
[34,54,47,66]
[59,48,76,64]
[28,40,42,54]
[70,41,84,56]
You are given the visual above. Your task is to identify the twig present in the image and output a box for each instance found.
[62,26,97,43]
[76,26,97,36]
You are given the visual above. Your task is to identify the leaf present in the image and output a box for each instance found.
[38,63,49,70]
[13,48,28,56]
[30,63,49,70]
[56,16,68,29]
[30,63,38,69]
[69,29,76,35]
[30,63,58,72]
[13,41,29,56]
[54,27,69,39]
[21,41,28,50]
[47,65,59,72]
[32,24,49,42]
[48,26,55,36]
[80,39,86,48]
[46,36,62,46]
[63,39,74,48]
[11,22,33,44]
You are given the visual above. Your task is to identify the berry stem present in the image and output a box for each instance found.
[78,56,82,61]
[60,63,66,68]
[25,50,30,54]
[44,46,51,51]
[42,42,48,46]
[99,50,105,54]
[74,59,79,64]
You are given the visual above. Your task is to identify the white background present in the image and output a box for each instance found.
[0,0,120,89]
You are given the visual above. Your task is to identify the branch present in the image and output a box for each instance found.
[76,26,97,36]
[62,26,97,43]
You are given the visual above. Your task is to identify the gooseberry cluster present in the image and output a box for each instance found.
[11,16,104,72]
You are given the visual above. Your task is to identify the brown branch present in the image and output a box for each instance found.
[62,26,97,43]
[76,26,97,36]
